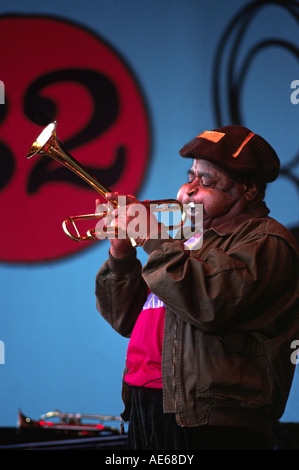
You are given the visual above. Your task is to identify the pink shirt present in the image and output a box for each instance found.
[125,292,165,388]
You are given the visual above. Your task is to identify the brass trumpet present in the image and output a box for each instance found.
[27,122,186,242]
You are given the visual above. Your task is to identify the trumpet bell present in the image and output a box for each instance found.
[27,122,58,159]
[27,121,118,206]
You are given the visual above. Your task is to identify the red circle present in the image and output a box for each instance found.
[0,15,150,262]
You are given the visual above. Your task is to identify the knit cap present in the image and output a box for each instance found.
[179,126,280,183]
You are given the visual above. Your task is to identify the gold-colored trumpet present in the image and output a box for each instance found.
[27,122,186,242]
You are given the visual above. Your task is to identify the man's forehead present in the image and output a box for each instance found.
[190,159,219,175]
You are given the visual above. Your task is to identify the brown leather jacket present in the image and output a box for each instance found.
[95,202,299,435]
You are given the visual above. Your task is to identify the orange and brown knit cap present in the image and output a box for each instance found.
[179,126,280,183]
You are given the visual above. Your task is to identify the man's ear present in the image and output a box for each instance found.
[243,181,260,202]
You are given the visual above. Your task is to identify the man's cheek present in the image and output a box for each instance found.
[201,194,224,217]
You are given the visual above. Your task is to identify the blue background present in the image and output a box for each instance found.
[1,0,298,427]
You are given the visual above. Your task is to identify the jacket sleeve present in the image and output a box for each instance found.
[95,249,148,337]
[141,228,299,333]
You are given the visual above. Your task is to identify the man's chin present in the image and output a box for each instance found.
[202,215,212,230]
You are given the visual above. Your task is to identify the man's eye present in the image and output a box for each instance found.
[202,180,212,187]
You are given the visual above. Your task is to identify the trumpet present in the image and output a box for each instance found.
[27,122,186,242]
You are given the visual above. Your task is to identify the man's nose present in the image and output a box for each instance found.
[187,180,199,196]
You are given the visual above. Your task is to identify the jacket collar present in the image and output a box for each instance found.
[205,201,270,237]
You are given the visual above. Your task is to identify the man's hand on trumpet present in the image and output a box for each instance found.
[96,193,169,259]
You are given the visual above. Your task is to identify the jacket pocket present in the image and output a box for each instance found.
[196,331,271,407]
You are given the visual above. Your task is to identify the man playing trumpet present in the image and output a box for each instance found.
[95,126,299,450]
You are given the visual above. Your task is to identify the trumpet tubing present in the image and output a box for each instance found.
[27,122,186,242]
